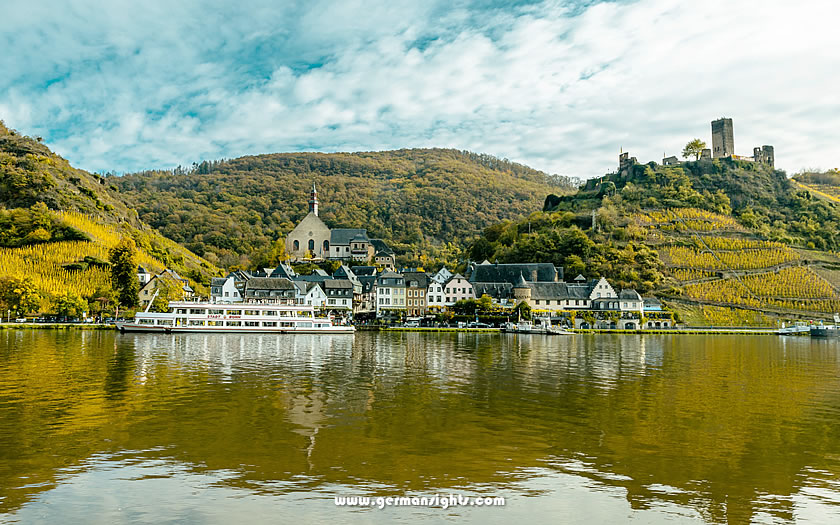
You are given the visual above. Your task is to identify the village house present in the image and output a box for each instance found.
[139,269,195,308]
[323,279,354,313]
[293,281,327,308]
[402,271,428,317]
[376,271,406,320]
[443,273,474,306]
[244,277,296,304]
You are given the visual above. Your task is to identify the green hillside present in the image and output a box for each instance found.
[471,158,840,325]
[114,149,576,268]
[0,121,218,314]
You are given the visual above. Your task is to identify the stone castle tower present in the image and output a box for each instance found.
[711,117,734,158]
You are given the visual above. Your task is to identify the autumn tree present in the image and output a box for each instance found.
[682,139,707,160]
[55,292,88,318]
[109,237,140,307]
[0,277,41,315]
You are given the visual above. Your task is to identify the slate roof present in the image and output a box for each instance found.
[370,239,393,255]
[643,297,663,310]
[352,266,378,277]
[330,228,369,245]
[269,264,297,279]
[470,263,561,284]
[402,271,429,289]
[472,282,513,299]
[530,282,590,301]
[619,289,642,300]
[293,281,324,294]
[323,279,353,289]
[245,277,296,291]
[211,277,228,287]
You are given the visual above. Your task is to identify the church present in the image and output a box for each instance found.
[286,185,332,259]
[285,185,395,266]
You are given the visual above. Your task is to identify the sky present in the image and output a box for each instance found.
[1,0,838,179]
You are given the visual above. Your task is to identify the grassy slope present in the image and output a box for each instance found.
[0,121,219,307]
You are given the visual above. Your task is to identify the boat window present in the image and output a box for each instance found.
[225,310,243,316]
[189,320,205,326]
[207,321,224,326]
[176,309,187,314]
[190,309,206,315]
[263,322,277,327]
[245,321,260,327]
[280,322,294,327]
[297,311,312,318]
[156,320,173,326]
[244,310,261,316]
[264,310,278,316]
[298,322,313,328]
[139,319,155,325]
[209,309,224,315]
[226,321,242,327]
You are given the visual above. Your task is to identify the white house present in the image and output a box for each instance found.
[443,274,474,305]
[210,276,243,303]
[294,281,327,308]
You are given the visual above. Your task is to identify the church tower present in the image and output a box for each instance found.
[711,118,734,158]
[309,183,319,216]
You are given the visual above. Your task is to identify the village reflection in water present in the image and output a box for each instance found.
[1,330,839,523]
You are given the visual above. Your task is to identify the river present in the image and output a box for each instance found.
[1,330,839,524]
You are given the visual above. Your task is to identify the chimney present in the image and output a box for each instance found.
[531,269,538,282]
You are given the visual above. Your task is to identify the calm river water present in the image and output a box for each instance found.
[1,330,839,524]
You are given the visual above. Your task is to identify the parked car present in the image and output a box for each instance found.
[15,318,28,323]
[468,322,491,328]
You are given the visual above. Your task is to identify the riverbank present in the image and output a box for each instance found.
[0,323,116,330]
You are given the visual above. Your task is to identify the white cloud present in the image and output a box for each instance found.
[1,0,838,177]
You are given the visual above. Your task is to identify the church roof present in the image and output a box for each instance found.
[330,228,368,245]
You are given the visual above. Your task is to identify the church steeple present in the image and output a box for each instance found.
[309,183,319,216]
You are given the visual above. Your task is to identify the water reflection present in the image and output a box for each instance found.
[0,330,839,523]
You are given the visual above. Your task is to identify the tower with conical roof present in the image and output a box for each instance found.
[513,273,531,302]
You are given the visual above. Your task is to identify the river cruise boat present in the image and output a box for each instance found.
[118,302,354,334]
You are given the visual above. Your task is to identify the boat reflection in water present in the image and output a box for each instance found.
[0,331,839,524]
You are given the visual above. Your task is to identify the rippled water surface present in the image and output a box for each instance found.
[1,330,839,524]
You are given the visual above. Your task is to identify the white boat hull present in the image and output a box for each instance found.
[118,323,354,334]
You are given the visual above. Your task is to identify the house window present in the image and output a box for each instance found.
[308,239,315,251]
[293,240,300,251]
[323,240,329,252]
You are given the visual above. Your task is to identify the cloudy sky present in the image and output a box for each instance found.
[1,0,838,178]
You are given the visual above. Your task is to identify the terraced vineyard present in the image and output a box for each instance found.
[636,207,840,320]
[0,211,216,310]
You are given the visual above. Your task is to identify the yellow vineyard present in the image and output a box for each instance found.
[670,268,716,282]
[0,212,171,301]
[0,241,112,298]
[699,305,773,327]
[662,246,798,270]
[683,267,840,313]
[634,208,741,232]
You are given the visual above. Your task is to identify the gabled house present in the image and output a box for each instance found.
[210,275,243,303]
[293,281,327,307]
[443,274,474,306]
[323,279,354,312]
[139,269,195,308]
[402,271,429,317]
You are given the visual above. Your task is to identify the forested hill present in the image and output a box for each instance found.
[470,158,840,325]
[114,149,577,268]
[0,121,217,306]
